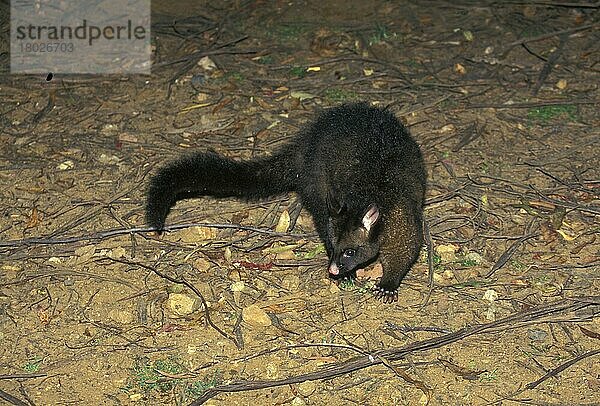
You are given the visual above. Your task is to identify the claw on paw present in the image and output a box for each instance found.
[372,285,398,303]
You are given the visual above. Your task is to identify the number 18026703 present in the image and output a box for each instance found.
[20,42,74,53]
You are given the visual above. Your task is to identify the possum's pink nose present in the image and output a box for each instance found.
[328,262,339,275]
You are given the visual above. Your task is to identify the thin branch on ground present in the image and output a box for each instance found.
[486,232,539,278]
[189,296,599,405]
[110,257,241,349]
[463,99,598,109]
[419,218,435,309]
[0,222,315,248]
[0,373,47,380]
[0,388,28,406]
[500,23,598,57]
[525,349,600,390]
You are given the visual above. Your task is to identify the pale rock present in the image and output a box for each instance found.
[291,397,306,406]
[166,293,201,316]
[275,210,290,233]
[57,160,74,170]
[108,309,134,324]
[242,304,271,327]
[129,393,143,401]
[297,380,316,397]
[435,244,459,262]
[482,289,498,303]
[464,252,483,264]
[230,281,245,292]
[178,226,216,243]
[198,56,217,71]
[194,257,212,272]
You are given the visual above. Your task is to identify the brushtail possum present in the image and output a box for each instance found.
[146,103,426,303]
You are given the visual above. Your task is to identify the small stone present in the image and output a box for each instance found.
[198,56,217,71]
[101,123,118,135]
[129,393,143,401]
[464,252,483,264]
[242,304,271,327]
[482,289,498,303]
[167,284,184,294]
[177,226,217,243]
[57,160,75,170]
[166,293,201,316]
[108,246,127,259]
[297,380,316,397]
[230,281,245,292]
[275,210,290,233]
[435,244,459,262]
[528,328,548,342]
[108,309,134,324]
[97,154,120,165]
[440,124,456,133]
[291,397,306,406]
[196,92,210,102]
[275,249,296,260]
[47,256,62,266]
[442,269,455,280]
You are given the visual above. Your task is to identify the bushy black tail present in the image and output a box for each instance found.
[146,151,297,231]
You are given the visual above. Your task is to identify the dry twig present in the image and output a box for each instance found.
[189,296,599,405]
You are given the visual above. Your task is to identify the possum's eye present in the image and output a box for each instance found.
[343,248,356,258]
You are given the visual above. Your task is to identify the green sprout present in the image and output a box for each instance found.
[23,357,44,373]
[369,23,393,45]
[527,105,577,122]
[323,88,357,103]
[290,66,307,78]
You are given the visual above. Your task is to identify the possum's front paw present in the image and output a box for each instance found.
[373,284,398,303]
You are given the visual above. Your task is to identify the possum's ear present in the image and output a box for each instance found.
[361,204,380,233]
[327,191,346,216]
